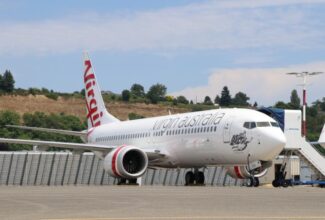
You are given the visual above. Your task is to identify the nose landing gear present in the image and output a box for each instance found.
[246,154,260,187]
[185,169,205,186]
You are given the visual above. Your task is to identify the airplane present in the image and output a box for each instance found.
[310,124,325,148]
[0,53,286,187]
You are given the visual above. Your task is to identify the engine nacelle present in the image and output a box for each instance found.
[226,164,268,179]
[104,145,148,179]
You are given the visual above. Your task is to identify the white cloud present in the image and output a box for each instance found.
[0,0,325,55]
[170,62,325,106]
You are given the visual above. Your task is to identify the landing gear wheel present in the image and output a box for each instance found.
[247,177,255,187]
[185,171,195,186]
[282,180,289,188]
[253,177,259,187]
[272,180,279,188]
[129,179,137,185]
[196,171,205,185]
[117,178,127,185]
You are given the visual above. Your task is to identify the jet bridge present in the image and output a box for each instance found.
[259,108,325,180]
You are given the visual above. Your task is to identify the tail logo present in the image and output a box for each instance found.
[84,60,103,127]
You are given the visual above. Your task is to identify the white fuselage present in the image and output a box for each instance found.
[88,108,286,168]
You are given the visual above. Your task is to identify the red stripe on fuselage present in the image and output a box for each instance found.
[112,146,126,177]
[234,166,244,179]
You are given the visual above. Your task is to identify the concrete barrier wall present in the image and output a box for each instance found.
[0,152,242,186]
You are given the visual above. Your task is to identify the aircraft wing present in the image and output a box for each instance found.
[0,138,166,160]
[6,125,87,138]
[0,138,110,152]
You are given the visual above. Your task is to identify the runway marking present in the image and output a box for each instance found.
[43,216,325,220]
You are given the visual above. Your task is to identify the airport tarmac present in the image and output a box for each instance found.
[0,186,324,220]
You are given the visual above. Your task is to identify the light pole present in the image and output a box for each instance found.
[286,71,323,138]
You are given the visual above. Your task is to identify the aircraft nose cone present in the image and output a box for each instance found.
[262,129,286,160]
[271,130,286,149]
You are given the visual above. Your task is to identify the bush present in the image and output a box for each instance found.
[45,93,59,101]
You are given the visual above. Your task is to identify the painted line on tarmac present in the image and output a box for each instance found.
[43,216,325,220]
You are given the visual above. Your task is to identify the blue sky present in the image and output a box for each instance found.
[0,0,325,105]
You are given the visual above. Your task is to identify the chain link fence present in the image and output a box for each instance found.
[0,152,242,186]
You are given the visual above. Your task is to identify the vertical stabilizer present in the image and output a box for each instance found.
[83,52,120,128]
[319,124,325,142]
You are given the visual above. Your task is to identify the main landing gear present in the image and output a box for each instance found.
[117,178,138,185]
[185,169,205,186]
[247,177,260,187]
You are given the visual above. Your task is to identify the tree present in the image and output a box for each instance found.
[204,96,213,105]
[232,92,250,106]
[0,110,20,127]
[177,96,189,104]
[0,70,15,92]
[321,98,325,111]
[147,83,167,104]
[220,86,231,106]
[253,102,258,108]
[214,95,220,104]
[80,89,86,97]
[165,95,174,102]
[289,89,301,109]
[274,101,289,109]
[121,90,131,102]
[0,74,2,91]
[130,84,145,98]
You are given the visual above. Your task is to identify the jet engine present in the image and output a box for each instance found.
[104,146,148,179]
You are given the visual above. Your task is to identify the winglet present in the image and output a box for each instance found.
[83,52,120,128]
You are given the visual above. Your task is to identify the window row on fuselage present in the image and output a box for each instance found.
[154,126,218,137]
[96,132,150,143]
[95,125,219,143]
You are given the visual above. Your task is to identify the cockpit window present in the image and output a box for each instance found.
[243,122,250,129]
[243,122,257,129]
[271,122,279,127]
[256,122,271,127]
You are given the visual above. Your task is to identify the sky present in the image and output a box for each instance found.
[0,0,325,106]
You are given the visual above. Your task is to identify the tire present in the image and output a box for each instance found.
[272,180,279,188]
[282,181,288,188]
[117,178,127,185]
[247,177,254,187]
[196,171,205,185]
[129,179,137,184]
[185,171,195,186]
[253,177,260,187]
